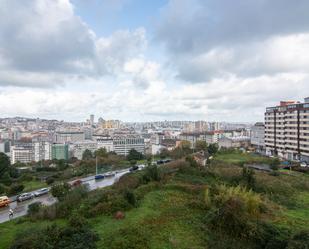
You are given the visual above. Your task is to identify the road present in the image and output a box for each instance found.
[0,168,130,224]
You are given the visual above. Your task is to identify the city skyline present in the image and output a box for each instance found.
[1,1,309,122]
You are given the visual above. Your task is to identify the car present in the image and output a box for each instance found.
[129,165,139,172]
[104,172,116,177]
[71,179,82,187]
[0,196,10,208]
[34,188,49,197]
[300,162,308,168]
[17,193,34,202]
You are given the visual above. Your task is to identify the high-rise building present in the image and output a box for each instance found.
[265,98,309,162]
[33,141,51,162]
[55,131,85,143]
[51,144,69,160]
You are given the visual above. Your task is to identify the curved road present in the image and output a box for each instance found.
[0,169,130,224]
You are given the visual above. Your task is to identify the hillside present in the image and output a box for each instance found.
[0,151,309,249]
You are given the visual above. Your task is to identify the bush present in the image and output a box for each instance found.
[8,183,24,195]
[50,182,71,200]
[28,202,42,216]
[104,226,150,249]
[205,185,268,238]
[46,177,55,185]
[10,222,99,249]
[287,230,309,249]
[124,189,136,207]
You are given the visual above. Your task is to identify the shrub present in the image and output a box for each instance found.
[10,222,99,249]
[46,177,55,185]
[205,185,268,238]
[287,230,309,249]
[50,182,71,200]
[242,167,256,190]
[28,202,42,216]
[104,226,150,249]
[124,189,136,207]
[8,183,24,195]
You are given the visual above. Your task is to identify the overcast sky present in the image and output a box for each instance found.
[1,0,309,122]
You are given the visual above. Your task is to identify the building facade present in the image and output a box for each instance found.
[113,136,145,156]
[265,98,309,162]
[11,146,34,164]
[33,141,51,162]
[51,144,69,160]
[250,122,265,153]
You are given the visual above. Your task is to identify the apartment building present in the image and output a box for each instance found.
[113,135,145,156]
[33,141,51,162]
[265,98,309,162]
[11,146,34,164]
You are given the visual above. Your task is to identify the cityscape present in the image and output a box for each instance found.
[0,1,309,249]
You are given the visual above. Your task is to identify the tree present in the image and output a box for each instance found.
[82,149,93,161]
[195,140,207,152]
[95,148,108,158]
[0,152,10,178]
[208,143,219,155]
[51,183,71,200]
[270,158,280,171]
[127,149,144,161]
[242,167,256,190]
[159,148,169,159]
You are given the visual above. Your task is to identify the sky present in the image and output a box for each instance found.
[1,0,309,122]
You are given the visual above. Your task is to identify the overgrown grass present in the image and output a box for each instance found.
[21,180,47,192]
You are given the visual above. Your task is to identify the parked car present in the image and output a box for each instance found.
[34,188,49,197]
[17,193,34,202]
[129,165,139,172]
[300,161,308,168]
[104,172,116,177]
[71,179,82,187]
[0,196,10,208]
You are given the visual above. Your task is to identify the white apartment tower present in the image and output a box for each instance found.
[265,98,309,162]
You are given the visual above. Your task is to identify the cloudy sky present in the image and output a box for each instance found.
[1,0,309,122]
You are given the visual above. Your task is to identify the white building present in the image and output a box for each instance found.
[11,146,34,164]
[33,141,51,162]
[113,136,145,156]
[251,122,265,153]
[265,98,309,162]
[96,137,114,152]
[55,131,85,143]
[218,136,251,149]
[70,141,98,160]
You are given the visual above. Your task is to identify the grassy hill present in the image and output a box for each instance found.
[0,151,308,249]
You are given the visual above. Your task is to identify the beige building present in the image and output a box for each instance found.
[265,98,309,162]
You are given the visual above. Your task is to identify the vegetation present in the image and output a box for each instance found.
[0,150,308,249]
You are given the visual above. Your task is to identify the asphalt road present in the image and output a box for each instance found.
[0,169,130,224]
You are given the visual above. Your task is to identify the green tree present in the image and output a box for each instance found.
[159,148,169,159]
[242,167,256,190]
[82,149,93,160]
[0,152,10,178]
[127,149,144,161]
[195,140,207,152]
[95,148,108,158]
[270,158,280,171]
[208,143,219,155]
[51,182,71,200]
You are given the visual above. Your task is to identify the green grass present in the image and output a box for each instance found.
[92,189,206,249]
[214,151,273,166]
[276,192,309,230]
[21,180,47,192]
[0,219,65,249]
